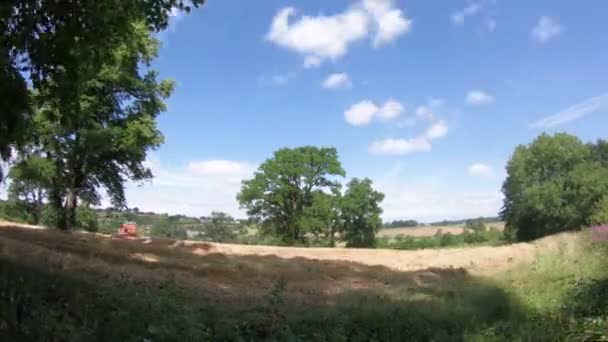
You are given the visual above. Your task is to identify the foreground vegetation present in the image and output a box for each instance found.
[377,227,506,250]
[1,225,607,341]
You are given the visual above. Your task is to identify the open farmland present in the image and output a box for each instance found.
[1,222,607,340]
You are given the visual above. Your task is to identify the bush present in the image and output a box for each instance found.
[75,206,99,232]
[590,196,608,225]
[0,200,34,224]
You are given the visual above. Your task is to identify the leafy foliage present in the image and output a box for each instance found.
[12,22,173,231]
[377,228,505,250]
[199,212,244,242]
[238,146,346,243]
[0,1,204,168]
[340,178,385,247]
[465,218,487,231]
[502,133,608,241]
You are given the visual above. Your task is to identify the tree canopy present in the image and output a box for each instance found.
[7,19,175,230]
[238,146,346,243]
[0,0,204,180]
[502,133,608,241]
[340,178,385,247]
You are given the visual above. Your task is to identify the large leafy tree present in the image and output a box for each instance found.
[15,22,173,230]
[339,178,384,247]
[7,155,54,224]
[237,146,346,243]
[0,0,203,179]
[201,212,243,243]
[300,190,342,246]
[502,133,608,241]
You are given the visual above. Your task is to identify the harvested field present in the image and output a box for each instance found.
[0,222,592,340]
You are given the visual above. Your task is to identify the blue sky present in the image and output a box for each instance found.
[7,0,607,222]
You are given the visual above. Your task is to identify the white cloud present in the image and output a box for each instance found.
[375,163,503,221]
[369,137,431,155]
[344,99,404,125]
[118,156,256,218]
[466,90,494,106]
[468,163,493,176]
[322,73,352,89]
[530,93,608,129]
[451,2,484,25]
[377,100,404,119]
[531,16,562,43]
[363,0,412,47]
[266,0,411,65]
[345,100,379,126]
[369,120,448,155]
[425,120,448,139]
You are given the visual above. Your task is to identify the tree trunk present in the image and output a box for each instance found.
[50,185,68,230]
[64,188,78,231]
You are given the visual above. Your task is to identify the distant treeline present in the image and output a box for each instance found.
[383,216,502,228]
[383,220,419,228]
[429,216,501,226]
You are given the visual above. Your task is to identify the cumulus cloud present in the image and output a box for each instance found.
[468,163,493,176]
[322,73,352,89]
[531,16,562,43]
[344,99,404,125]
[377,100,404,120]
[362,0,412,47]
[369,120,449,156]
[425,120,448,139]
[466,90,494,106]
[369,137,431,155]
[266,0,411,66]
[530,93,608,129]
[116,156,257,217]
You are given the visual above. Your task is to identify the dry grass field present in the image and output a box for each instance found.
[0,222,564,307]
[1,220,603,340]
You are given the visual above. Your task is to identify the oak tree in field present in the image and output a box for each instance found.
[238,146,346,243]
[502,133,608,241]
[339,178,384,247]
[0,1,204,173]
[13,22,173,230]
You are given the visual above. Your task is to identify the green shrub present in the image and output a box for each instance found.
[75,206,99,232]
[590,196,608,225]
